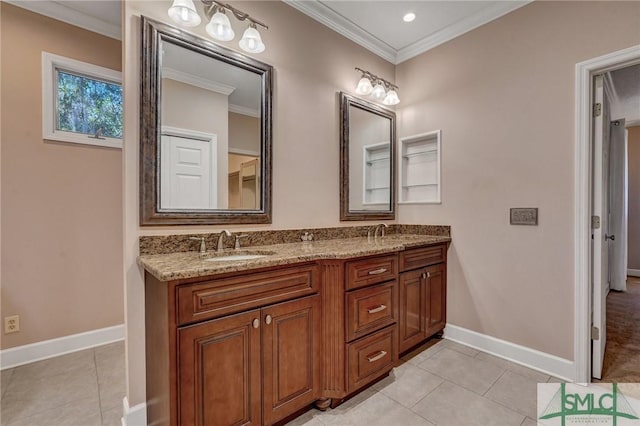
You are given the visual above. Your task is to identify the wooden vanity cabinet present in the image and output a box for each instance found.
[145,263,321,426]
[398,244,447,354]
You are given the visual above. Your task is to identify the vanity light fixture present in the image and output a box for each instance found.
[354,67,400,106]
[168,0,268,53]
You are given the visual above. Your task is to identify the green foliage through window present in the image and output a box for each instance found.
[57,70,123,139]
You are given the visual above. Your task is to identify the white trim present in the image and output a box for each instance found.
[283,0,396,63]
[5,0,121,41]
[626,119,640,128]
[229,104,260,118]
[444,324,575,381]
[0,324,124,370]
[42,52,123,149]
[162,67,235,96]
[396,2,531,64]
[121,396,147,426]
[574,44,640,383]
[284,0,530,64]
[627,269,640,277]
[229,148,260,157]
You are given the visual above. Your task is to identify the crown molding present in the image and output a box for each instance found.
[229,104,260,118]
[285,0,531,65]
[283,0,396,64]
[396,1,531,63]
[163,67,236,96]
[5,0,121,41]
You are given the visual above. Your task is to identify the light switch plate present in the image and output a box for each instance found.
[510,208,538,226]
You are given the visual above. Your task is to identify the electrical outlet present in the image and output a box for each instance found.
[4,315,20,334]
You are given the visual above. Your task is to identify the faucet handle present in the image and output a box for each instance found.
[235,234,249,249]
[189,237,206,254]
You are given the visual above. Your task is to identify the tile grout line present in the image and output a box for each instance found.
[93,348,106,426]
[482,368,507,397]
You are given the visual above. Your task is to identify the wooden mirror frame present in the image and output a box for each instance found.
[340,92,396,221]
[140,16,273,225]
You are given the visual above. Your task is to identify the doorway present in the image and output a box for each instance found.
[574,44,640,383]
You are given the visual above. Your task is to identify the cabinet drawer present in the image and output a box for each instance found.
[177,264,319,325]
[347,325,397,393]
[399,244,446,272]
[346,281,397,342]
[346,255,397,290]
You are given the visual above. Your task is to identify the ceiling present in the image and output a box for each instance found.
[284,0,530,63]
[8,0,531,64]
[608,64,640,123]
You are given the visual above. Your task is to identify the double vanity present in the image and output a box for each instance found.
[139,227,450,426]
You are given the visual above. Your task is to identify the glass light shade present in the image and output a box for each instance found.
[383,89,400,105]
[355,77,373,95]
[168,0,201,27]
[371,82,386,100]
[205,12,235,41]
[239,26,265,53]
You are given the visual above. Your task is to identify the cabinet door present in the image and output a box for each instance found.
[178,309,261,426]
[426,263,446,335]
[262,295,321,425]
[399,269,427,353]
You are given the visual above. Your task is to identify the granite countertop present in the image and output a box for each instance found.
[138,234,451,281]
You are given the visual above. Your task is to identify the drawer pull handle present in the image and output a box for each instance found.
[367,350,388,363]
[368,268,388,275]
[252,319,260,329]
[265,314,272,325]
[367,305,387,314]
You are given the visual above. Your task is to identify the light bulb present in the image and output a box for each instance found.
[371,82,386,100]
[383,89,400,105]
[205,11,235,41]
[168,0,201,27]
[239,25,265,53]
[355,76,373,95]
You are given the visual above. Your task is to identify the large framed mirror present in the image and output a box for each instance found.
[340,92,396,221]
[140,17,272,225]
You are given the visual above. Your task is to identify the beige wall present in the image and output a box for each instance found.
[396,1,640,359]
[628,127,640,270]
[1,4,123,349]
[229,112,260,154]
[124,1,395,406]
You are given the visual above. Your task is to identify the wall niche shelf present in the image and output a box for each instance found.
[399,130,441,204]
[363,142,391,206]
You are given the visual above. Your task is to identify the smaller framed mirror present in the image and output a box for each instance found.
[340,92,396,221]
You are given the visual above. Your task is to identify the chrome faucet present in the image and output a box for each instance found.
[189,237,207,255]
[217,230,232,252]
[374,223,388,239]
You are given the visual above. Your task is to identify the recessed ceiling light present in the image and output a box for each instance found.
[403,12,416,23]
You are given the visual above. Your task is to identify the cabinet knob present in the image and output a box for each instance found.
[265,314,272,325]
[252,318,260,329]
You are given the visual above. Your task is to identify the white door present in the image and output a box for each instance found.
[592,74,610,379]
[160,133,217,209]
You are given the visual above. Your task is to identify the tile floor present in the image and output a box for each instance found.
[0,339,558,425]
[287,339,561,426]
[1,341,125,426]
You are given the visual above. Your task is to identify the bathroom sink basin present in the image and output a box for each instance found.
[204,251,276,262]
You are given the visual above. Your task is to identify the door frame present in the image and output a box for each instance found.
[574,44,640,383]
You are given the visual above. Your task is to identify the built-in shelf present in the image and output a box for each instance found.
[399,131,441,204]
[363,142,391,205]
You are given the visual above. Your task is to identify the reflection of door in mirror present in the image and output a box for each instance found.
[159,39,262,212]
[160,127,218,209]
[348,106,391,211]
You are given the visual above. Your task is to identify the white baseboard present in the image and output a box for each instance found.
[444,324,575,381]
[0,324,124,370]
[122,396,147,426]
[627,269,640,277]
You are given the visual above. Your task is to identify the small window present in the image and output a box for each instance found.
[42,52,122,149]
